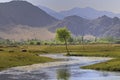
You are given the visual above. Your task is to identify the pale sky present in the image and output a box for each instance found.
[0,0,120,13]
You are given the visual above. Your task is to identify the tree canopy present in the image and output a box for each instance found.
[56,27,71,55]
[56,27,71,42]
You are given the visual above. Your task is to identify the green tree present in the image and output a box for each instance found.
[56,27,71,55]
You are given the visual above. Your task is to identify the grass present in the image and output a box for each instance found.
[24,44,120,54]
[81,59,120,71]
[60,44,120,72]
[0,46,55,71]
[0,44,120,71]
[64,44,120,57]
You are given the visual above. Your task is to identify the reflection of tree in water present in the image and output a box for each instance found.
[57,68,71,80]
[101,72,109,77]
[37,73,50,80]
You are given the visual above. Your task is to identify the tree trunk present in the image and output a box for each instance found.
[64,38,70,55]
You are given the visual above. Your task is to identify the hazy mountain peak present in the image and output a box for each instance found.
[64,15,88,22]
[70,7,80,11]
[6,0,31,5]
[9,0,28,3]
[113,17,120,20]
[95,15,112,23]
[99,15,111,19]
[38,5,64,20]
[66,7,95,12]
[112,17,120,24]
[82,7,96,11]
[60,7,120,19]
[38,5,57,14]
[84,7,94,10]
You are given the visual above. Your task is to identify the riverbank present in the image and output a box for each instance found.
[67,44,120,71]
[0,44,120,71]
[7,54,112,72]
[0,54,116,80]
[0,52,55,71]
[81,58,120,71]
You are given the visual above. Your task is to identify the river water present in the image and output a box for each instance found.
[0,54,120,80]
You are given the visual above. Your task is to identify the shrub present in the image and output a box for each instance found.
[9,50,14,53]
[0,49,4,51]
[21,49,27,52]
[36,42,41,45]
[30,42,34,45]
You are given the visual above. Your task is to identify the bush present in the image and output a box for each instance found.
[30,42,34,45]
[9,50,14,53]
[21,49,27,52]
[115,41,120,44]
[0,49,4,51]
[36,42,41,45]
[44,43,48,45]
[0,46,4,48]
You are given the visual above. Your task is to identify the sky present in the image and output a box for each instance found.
[0,0,120,13]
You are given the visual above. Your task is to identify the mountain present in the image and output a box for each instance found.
[38,5,64,19]
[91,16,120,38]
[0,1,59,40]
[60,7,120,19]
[0,1,119,40]
[0,1,58,27]
[49,15,120,38]
[49,15,89,36]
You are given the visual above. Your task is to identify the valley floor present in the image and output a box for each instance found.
[0,44,120,71]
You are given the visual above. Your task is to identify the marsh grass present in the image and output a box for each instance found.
[24,44,120,54]
[0,52,55,70]
[0,46,55,71]
[0,44,120,71]
[65,44,120,72]
[81,59,120,71]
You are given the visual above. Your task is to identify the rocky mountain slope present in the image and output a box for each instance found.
[0,0,58,27]
[49,15,120,38]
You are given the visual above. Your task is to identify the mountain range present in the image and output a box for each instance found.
[0,1,119,40]
[39,6,120,20]
[60,7,120,19]
[49,15,120,38]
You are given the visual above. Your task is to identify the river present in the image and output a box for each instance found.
[0,54,120,80]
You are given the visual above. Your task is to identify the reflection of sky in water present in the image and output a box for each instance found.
[0,54,120,80]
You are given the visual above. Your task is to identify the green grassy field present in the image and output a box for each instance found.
[60,44,120,72]
[68,44,120,57]
[24,44,120,54]
[81,58,120,71]
[0,44,120,71]
[0,46,55,71]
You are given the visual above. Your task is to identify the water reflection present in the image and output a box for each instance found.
[101,72,109,77]
[57,66,71,80]
[1,54,120,80]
